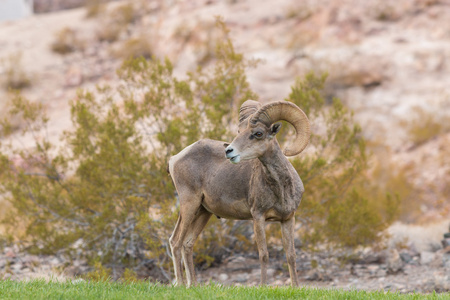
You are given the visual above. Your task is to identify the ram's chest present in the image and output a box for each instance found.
[249,178,302,222]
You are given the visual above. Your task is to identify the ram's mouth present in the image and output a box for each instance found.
[229,155,241,164]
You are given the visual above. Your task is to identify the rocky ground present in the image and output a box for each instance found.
[201,245,450,293]
[1,230,450,292]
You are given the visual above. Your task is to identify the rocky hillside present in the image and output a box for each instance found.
[0,0,448,230]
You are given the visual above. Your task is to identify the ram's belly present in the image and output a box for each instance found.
[201,195,252,220]
[200,157,253,220]
[264,208,295,222]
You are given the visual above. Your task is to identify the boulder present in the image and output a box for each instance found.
[387,249,404,274]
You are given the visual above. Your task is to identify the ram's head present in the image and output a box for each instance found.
[225,100,310,163]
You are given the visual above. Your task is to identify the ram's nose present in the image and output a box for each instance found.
[225,146,241,164]
[225,146,235,158]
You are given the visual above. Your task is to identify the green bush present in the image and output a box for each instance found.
[283,73,398,248]
[0,19,256,280]
[407,106,448,147]
[0,19,398,280]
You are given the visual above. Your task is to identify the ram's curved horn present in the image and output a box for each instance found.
[238,100,261,131]
[250,101,310,156]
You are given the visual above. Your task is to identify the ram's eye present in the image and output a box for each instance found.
[254,132,263,138]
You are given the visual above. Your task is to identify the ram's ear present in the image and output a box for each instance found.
[223,143,230,148]
[269,122,282,137]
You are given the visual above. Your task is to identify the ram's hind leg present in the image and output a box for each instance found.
[182,206,212,287]
[169,214,184,285]
[168,190,202,286]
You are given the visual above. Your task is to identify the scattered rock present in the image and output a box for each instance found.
[71,278,85,284]
[420,251,436,265]
[423,274,450,293]
[13,261,24,270]
[442,238,450,248]
[50,257,61,266]
[267,268,276,277]
[234,274,248,283]
[367,264,379,275]
[65,265,85,277]
[273,279,284,286]
[387,249,404,274]
[441,248,450,269]
[250,269,260,276]
[399,250,413,264]
[64,65,83,87]
[376,268,387,278]
[5,250,16,258]
[0,247,85,281]
[305,270,332,282]
[219,273,229,281]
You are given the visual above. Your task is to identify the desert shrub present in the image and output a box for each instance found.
[96,23,122,43]
[0,19,256,280]
[110,3,137,26]
[193,23,227,66]
[0,19,398,280]
[114,36,153,59]
[85,0,106,19]
[285,4,313,21]
[51,27,84,55]
[407,106,447,146]
[171,20,230,66]
[282,73,399,248]
[364,162,418,223]
[326,67,384,91]
[1,53,31,90]
[95,2,145,44]
[369,2,402,22]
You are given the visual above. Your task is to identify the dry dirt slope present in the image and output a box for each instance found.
[1,0,448,221]
[0,0,449,289]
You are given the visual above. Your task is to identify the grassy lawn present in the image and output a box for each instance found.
[0,280,448,299]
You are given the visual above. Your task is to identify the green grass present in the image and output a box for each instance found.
[0,280,448,299]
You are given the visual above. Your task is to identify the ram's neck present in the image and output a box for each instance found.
[257,140,299,201]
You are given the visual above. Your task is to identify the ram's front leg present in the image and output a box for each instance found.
[253,215,269,285]
[281,217,299,287]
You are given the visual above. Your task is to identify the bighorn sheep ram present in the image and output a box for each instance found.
[168,100,310,287]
